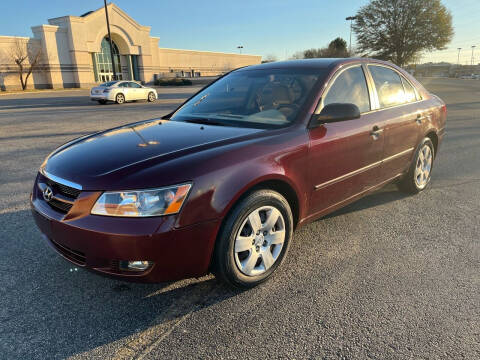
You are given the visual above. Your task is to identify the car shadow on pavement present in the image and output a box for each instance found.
[0,96,99,110]
[321,184,410,220]
[0,208,239,359]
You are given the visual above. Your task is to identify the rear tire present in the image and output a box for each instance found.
[115,93,125,104]
[398,137,435,194]
[212,189,293,289]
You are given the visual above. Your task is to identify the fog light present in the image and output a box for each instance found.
[119,260,153,272]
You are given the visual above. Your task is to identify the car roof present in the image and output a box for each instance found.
[237,58,398,72]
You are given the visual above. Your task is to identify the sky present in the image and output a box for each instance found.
[0,0,479,64]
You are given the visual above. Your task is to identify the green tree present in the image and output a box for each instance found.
[302,37,350,59]
[327,37,348,56]
[352,0,453,66]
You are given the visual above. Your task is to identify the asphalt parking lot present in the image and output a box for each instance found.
[0,79,479,359]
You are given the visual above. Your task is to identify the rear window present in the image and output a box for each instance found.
[100,81,118,87]
[401,77,418,102]
[368,65,406,108]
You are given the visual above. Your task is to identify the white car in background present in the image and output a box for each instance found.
[90,81,158,104]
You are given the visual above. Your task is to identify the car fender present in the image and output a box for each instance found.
[176,138,309,229]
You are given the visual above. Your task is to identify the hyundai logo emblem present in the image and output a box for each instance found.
[43,186,53,202]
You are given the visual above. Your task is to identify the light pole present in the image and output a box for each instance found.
[471,45,476,66]
[345,16,357,55]
[457,48,461,66]
[104,0,117,80]
[237,45,244,54]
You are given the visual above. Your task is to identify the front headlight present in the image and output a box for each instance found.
[91,183,192,217]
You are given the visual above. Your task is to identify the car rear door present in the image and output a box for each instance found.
[366,65,423,181]
[117,82,131,100]
[307,64,386,217]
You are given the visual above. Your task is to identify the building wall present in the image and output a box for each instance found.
[0,3,261,90]
[156,48,261,77]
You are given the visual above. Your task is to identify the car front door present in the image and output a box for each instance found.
[129,82,145,100]
[366,65,423,181]
[307,64,386,217]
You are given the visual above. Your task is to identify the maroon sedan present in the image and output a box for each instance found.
[31,58,446,288]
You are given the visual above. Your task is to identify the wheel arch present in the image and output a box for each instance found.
[220,176,301,231]
[209,176,301,273]
[425,130,438,156]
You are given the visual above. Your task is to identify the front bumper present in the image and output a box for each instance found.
[31,173,220,282]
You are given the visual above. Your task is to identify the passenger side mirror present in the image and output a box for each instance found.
[310,103,360,127]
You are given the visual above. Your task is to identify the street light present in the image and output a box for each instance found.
[345,16,357,55]
[104,0,117,81]
[457,48,462,66]
[471,45,476,66]
[237,45,244,54]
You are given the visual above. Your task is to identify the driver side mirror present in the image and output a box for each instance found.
[310,103,360,128]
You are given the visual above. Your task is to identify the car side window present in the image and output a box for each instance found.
[118,82,128,88]
[322,66,371,113]
[129,82,142,88]
[368,65,406,108]
[401,77,417,103]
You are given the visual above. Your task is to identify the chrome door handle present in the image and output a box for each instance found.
[416,114,427,124]
[370,126,383,139]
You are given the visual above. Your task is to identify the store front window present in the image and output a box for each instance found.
[92,37,123,82]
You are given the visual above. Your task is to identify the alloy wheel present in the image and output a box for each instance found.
[148,92,155,102]
[414,144,433,188]
[234,206,286,276]
[116,94,125,104]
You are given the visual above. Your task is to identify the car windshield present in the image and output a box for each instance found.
[171,68,324,129]
[100,81,118,87]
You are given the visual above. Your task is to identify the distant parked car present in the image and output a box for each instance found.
[33,59,446,288]
[90,81,157,104]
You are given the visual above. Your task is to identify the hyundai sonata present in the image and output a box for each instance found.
[32,59,446,288]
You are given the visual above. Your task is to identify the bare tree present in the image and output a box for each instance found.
[290,51,305,60]
[261,54,278,63]
[5,39,45,90]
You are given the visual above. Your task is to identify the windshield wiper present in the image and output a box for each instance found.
[215,113,245,119]
[183,118,227,126]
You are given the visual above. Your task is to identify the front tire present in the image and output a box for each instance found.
[398,137,435,193]
[212,189,293,289]
[115,93,125,104]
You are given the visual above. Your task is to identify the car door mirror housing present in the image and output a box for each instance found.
[310,103,361,127]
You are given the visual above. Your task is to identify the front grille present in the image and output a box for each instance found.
[49,238,86,266]
[48,198,73,213]
[40,174,81,214]
[45,178,81,198]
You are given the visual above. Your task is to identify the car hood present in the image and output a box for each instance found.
[43,119,262,189]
